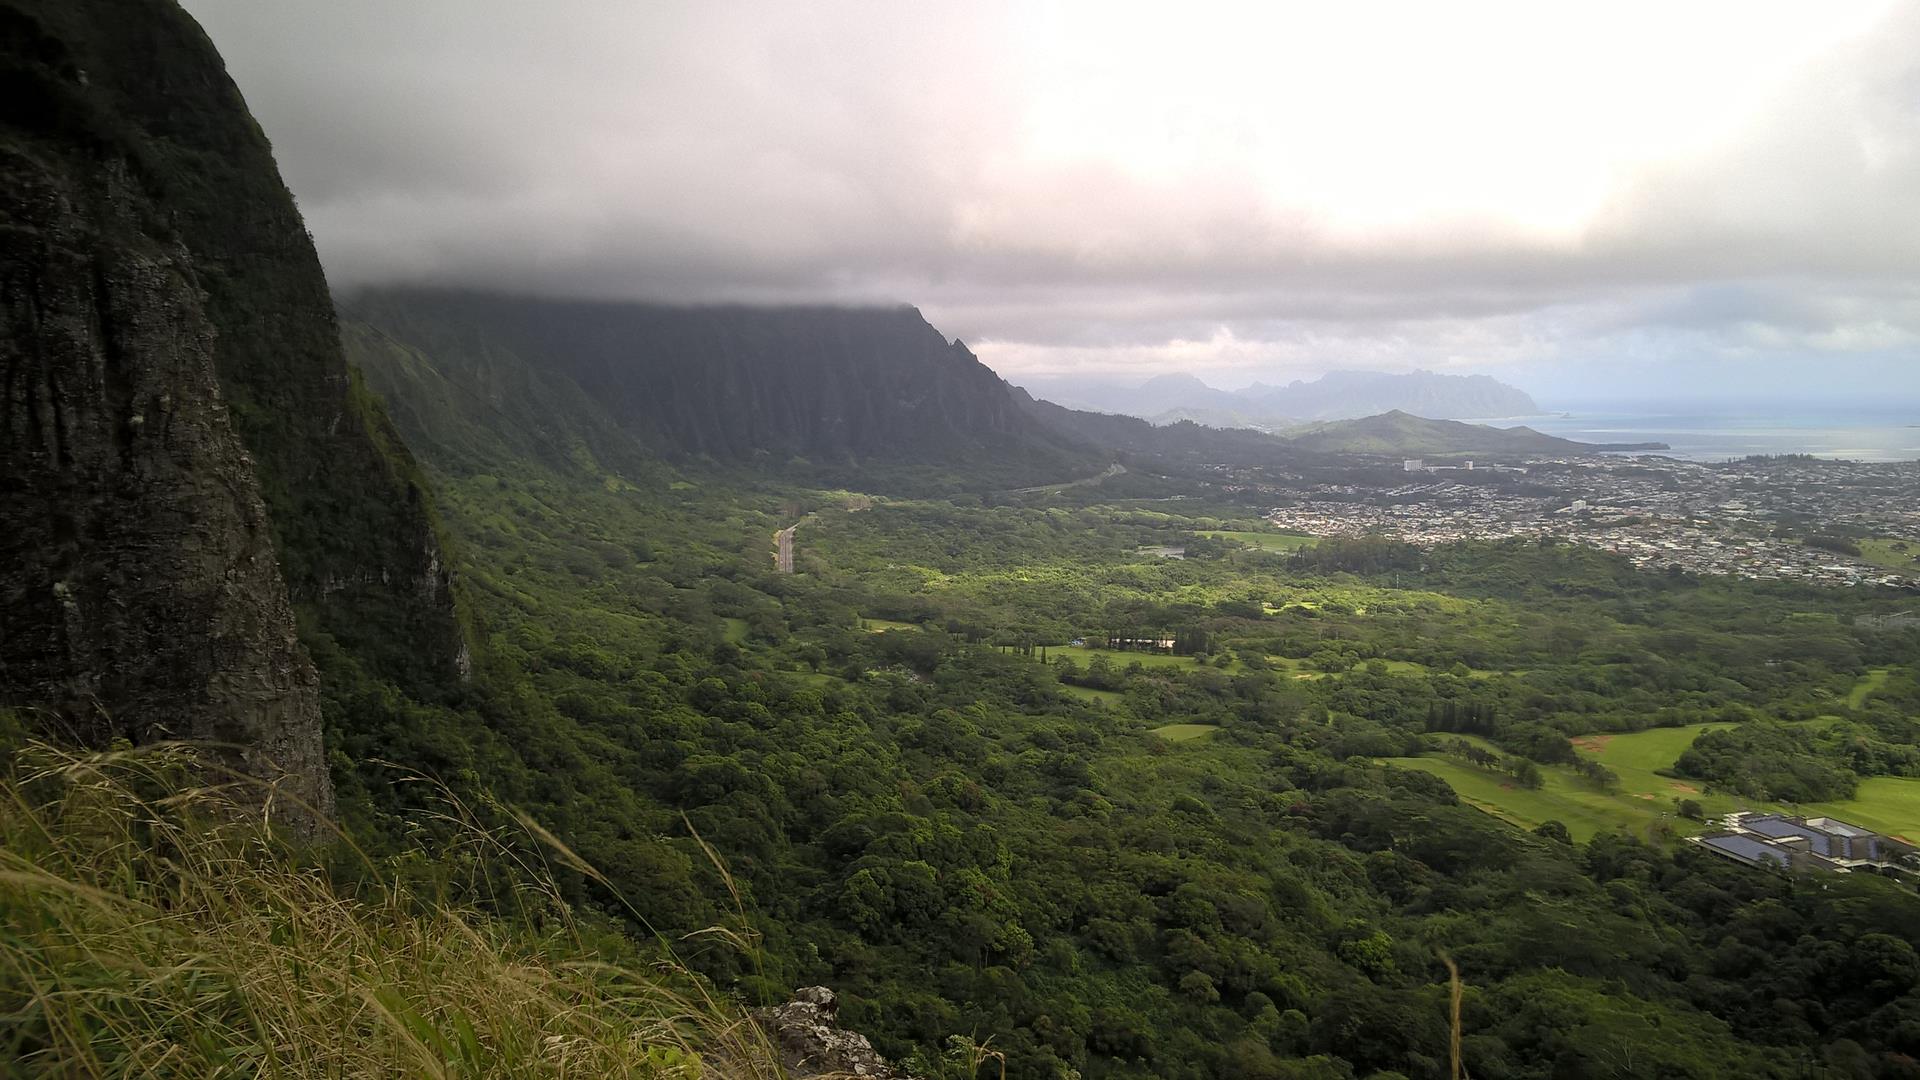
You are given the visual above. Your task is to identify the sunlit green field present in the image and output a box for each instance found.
[1389,727,1742,842]
[1200,530,1319,551]
[1395,718,1920,844]
[1262,655,1502,681]
[1848,667,1892,710]
[860,617,920,633]
[1855,538,1920,575]
[1807,778,1920,843]
[1571,724,1732,794]
[1061,683,1126,705]
[1151,723,1219,742]
[1383,755,1655,842]
[721,617,749,644]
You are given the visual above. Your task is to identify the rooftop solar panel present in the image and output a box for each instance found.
[1701,835,1792,866]
[1743,817,1831,855]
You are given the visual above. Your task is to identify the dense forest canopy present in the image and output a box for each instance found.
[316,306,1920,1078]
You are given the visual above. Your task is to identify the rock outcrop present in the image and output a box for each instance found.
[752,987,917,1079]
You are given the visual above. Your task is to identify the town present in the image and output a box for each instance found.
[1252,454,1920,588]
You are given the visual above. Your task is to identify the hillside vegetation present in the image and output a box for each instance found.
[330,302,1920,1077]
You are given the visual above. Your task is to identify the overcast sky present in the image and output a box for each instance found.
[181,1,1920,403]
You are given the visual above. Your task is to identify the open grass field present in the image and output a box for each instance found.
[1398,721,1920,844]
[1391,726,1741,842]
[721,617,749,644]
[1572,724,1730,791]
[860,617,920,633]
[1855,538,1920,575]
[1061,683,1126,705]
[1806,778,1920,843]
[1201,530,1319,551]
[1049,646,1241,674]
[1264,656,1329,681]
[1261,655,1503,681]
[1848,667,1892,710]
[1383,755,1654,842]
[1151,723,1219,742]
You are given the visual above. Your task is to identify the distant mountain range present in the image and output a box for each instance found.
[1283,411,1660,456]
[1016,370,1541,428]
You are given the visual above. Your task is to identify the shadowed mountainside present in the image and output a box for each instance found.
[343,288,1097,489]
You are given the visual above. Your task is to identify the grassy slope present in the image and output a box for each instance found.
[1855,538,1920,575]
[1383,755,1642,843]
[1060,683,1126,705]
[1848,667,1892,710]
[0,742,777,1078]
[1150,723,1220,742]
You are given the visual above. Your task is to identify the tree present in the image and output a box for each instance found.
[1534,820,1574,845]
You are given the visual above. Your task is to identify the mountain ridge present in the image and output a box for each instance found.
[341,287,1102,492]
[1019,367,1541,427]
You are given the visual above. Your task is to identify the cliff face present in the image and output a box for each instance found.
[0,86,328,809]
[3,0,469,690]
[1,0,465,810]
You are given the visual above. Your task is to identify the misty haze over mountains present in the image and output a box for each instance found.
[1017,369,1542,431]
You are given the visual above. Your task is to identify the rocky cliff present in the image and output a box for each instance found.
[1,0,465,810]
[6,0,470,690]
[0,4,332,813]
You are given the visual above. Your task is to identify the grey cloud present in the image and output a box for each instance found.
[182,1,1920,398]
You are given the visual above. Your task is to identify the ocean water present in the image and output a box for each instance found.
[1478,408,1920,463]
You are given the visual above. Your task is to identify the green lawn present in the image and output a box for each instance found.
[1049,646,1241,674]
[1265,656,1329,681]
[1398,722,1920,845]
[1061,684,1126,705]
[721,617,749,644]
[1855,538,1920,575]
[1572,724,1730,790]
[1806,778,1920,843]
[1261,655,1502,681]
[1392,725,1742,842]
[860,617,920,633]
[1201,530,1319,551]
[1384,755,1652,842]
[1847,668,1892,711]
[1151,723,1219,742]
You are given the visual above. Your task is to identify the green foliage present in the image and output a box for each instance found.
[1677,722,1865,802]
[303,278,1920,1076]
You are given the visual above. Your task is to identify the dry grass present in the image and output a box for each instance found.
[0,739,790,1078]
